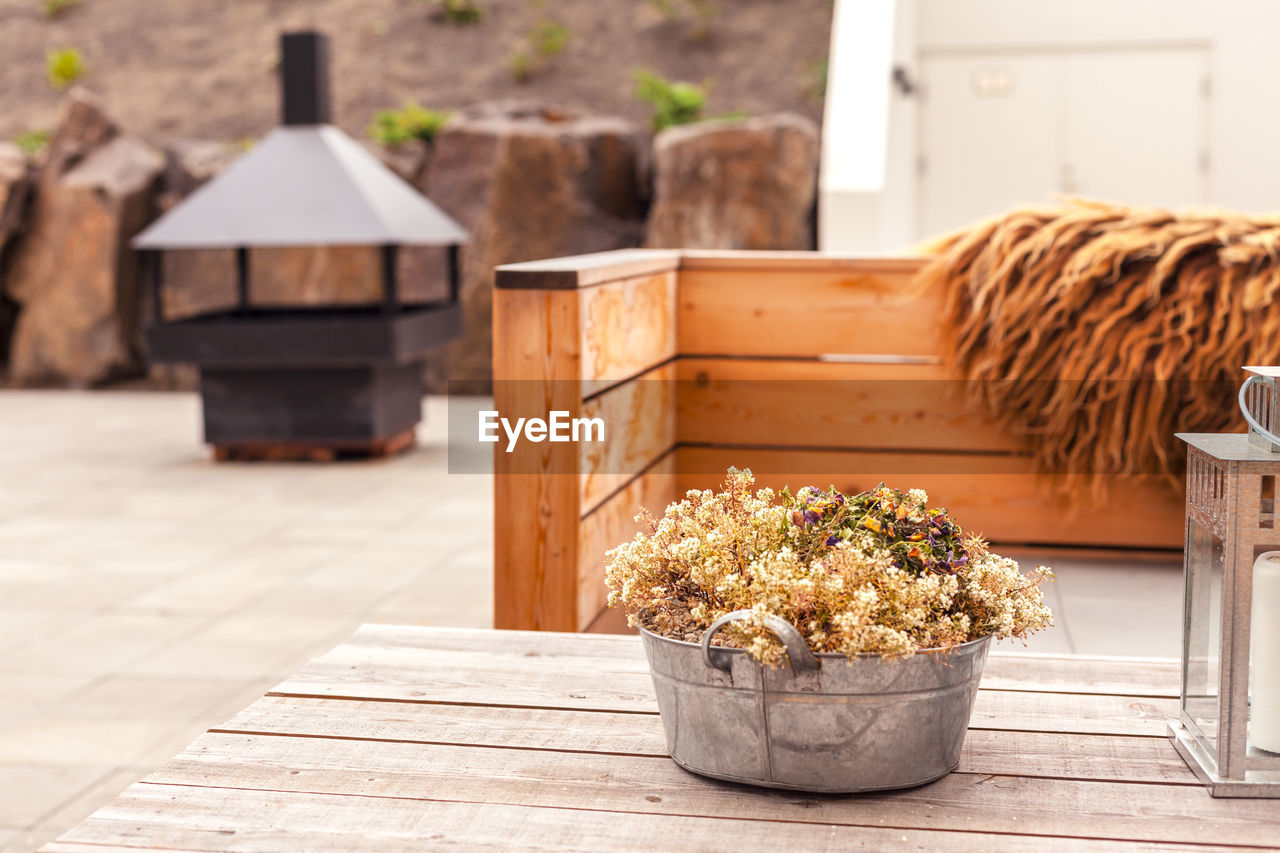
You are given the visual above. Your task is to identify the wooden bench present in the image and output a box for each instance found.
[43,625,1278,851]
[494,249,1186,633]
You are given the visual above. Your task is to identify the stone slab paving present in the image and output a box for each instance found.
[0,391,491,852]
[0,390,1183,852]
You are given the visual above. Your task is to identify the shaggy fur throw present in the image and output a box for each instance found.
[916,199,1280,483]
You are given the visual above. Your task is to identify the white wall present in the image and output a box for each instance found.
[821,0,1280,251]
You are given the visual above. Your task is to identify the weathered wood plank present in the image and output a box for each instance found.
[42,628,1251,852]
[272,645,1178,735]
[495,249,680,290]
[215,697,1192,785]
[678,265,938,358]
[218,696,671,756]
[677,251,930,273]
[676,447,1185,550]
[981,654,1180,699]
[314,626,1180,698]
[579,362,676,515]
[133,733,1278,847]
[676,357,1023,453]
[576,453,677,631]
[53,784,1227,853]
[337,623,646,659]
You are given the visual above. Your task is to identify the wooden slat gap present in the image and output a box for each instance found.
[262,691,663,716]
[580,446,677,521]
[816,353,943,365]
[205,728,671,760]
[676,353,877,363]
[978,686,1178,700]
[676,440,1030,460]
[966,725,1169,740]
[581,356,678,404]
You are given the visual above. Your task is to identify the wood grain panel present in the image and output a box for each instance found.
[678,262,939,358]
[676,446,1184,549]
[492,288,583,631]
[580,271,677,387]
[576,453,677,631]
[676,357,1024,453]
[580,362,676,514]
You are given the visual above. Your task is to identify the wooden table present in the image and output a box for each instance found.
[44,625,1280,851]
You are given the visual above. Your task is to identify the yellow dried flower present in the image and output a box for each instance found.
[605,468,1054,665]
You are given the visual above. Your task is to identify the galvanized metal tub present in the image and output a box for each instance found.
[639,610,992,793]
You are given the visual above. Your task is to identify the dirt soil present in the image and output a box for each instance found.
[0,0,832,145]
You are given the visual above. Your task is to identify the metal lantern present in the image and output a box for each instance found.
[1170,366,1280,796]
[132,31,467,458]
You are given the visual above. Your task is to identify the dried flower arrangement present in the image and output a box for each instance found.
[606,468,1054,665]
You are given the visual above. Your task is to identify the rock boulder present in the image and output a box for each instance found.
[421,102,645,392]
[0,143,30,252]
[0,143,31,371]
[3,90,163,386]
[645,113,819,251]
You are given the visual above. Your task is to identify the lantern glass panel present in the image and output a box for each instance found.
[1183,514,1225,753]
[1249,546,1280,760]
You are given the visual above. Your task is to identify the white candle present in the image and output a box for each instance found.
[1251,551,1280,753]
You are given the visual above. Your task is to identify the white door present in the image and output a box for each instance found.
[917,54,1065,239]
[1062,50,1209,208]
[917,47,1210,241]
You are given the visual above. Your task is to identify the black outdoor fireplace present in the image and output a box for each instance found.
[133,31,466,460]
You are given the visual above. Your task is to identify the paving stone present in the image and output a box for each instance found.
[0,764,112,829]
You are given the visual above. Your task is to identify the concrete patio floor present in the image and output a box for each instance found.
[0,390,1183,852]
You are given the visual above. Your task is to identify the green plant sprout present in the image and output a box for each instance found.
[511,17,570,82]
[368,103,453,147]
[650,0,719,41]
[532,19,569,56]
[46,47,84,89]
[632,69,709,131]
[430,0,484,24]
[808,57,828,103]
[42,0,80,19]
[15,129,50,157]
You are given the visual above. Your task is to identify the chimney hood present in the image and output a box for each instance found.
[133,31,466,250]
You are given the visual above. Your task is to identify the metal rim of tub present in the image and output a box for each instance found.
[637,609,994,793]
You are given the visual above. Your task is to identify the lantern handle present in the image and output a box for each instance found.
[1239,375,1280,447]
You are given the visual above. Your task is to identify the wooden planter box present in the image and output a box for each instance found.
[493,250,1185,632]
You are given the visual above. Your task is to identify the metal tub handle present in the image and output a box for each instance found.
[701,610,821,688]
